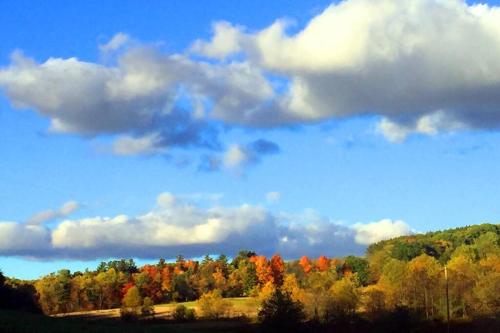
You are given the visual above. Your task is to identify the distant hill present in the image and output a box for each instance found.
[367,223,500,263]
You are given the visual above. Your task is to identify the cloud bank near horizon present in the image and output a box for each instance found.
[0,193,411,260]
[1,0,500,163]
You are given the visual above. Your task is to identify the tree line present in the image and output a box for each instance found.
[1,223,499,327]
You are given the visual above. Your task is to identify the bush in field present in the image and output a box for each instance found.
[173,304,196,322]
[141,297,155,318]
[258,289,305,332]
[198,290,233,319]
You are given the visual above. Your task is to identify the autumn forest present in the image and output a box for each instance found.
[0,223,498,332]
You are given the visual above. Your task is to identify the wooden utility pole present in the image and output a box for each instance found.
[445,265,450,333]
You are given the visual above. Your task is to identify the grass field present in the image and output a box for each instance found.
[0,310,258,333]
[2,301,499,333]
[52,297,260,320]
[0,298,260,333]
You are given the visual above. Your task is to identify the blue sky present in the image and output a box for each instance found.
[1,0,500,279]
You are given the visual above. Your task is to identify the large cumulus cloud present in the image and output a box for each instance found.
[193,0,500,138]
[0,193,411,260]
[2,0,500,153]
[2,0,500,179]
[0,47,276,161]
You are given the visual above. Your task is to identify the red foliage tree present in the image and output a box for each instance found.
[121,282,135,298]
[140,265,163,302]
[161,266,173,293]
[299,256,313,274]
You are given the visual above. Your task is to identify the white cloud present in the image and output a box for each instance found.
[191,22,244,59]
[156,192,178,208]
[352,219,412,245]
[0,194,411,259]
[223,144,248,168]
[99,33,130,54]
[42,194,279,258]
[0,222,51,254]
[193,0,500,136]
[0,48,273,152]
[2,0,499,154]
[266,191,281,203]
[27,201,80,225]
[112,133,166,156]
[222,139,281,170]
[378,111,465,143]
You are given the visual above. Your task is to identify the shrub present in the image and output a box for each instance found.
[120,307,139,321]
[141,297,155,318]
[198,290,233,319]
[173,304,196,322]
[186,307,196,321]
[258,288,305,332]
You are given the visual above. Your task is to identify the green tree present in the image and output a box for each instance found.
[173,304,196,322]
[474,232,500,259]
[391,241,423,261]
[258,289,305,332]
[34,270,72,314]
[343,256,370,285]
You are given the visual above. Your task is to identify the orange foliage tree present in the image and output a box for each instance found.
[316,256,330,272]
[299,256,312,274]
[270,254,285,286]
[252,255,274,286]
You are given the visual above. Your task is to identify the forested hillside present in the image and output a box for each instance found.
[364,223,499,319]
[1,223,498,329]
[367,223,500,262]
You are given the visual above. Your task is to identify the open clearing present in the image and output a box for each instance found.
[51,297,260,320]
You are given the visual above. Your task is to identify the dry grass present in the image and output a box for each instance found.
[52,297,260,320]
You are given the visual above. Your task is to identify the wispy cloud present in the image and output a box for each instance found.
[266,191,281,203]
[27,201,80,226]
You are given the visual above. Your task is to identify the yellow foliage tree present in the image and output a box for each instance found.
[447,254,477,318]
[326,277,360,320]
[407,254,442,318]
[282,274,307,305]
[257,281,276,303]
[472,254,500,316]
[363,284,386,316]
[378,258,408,309]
